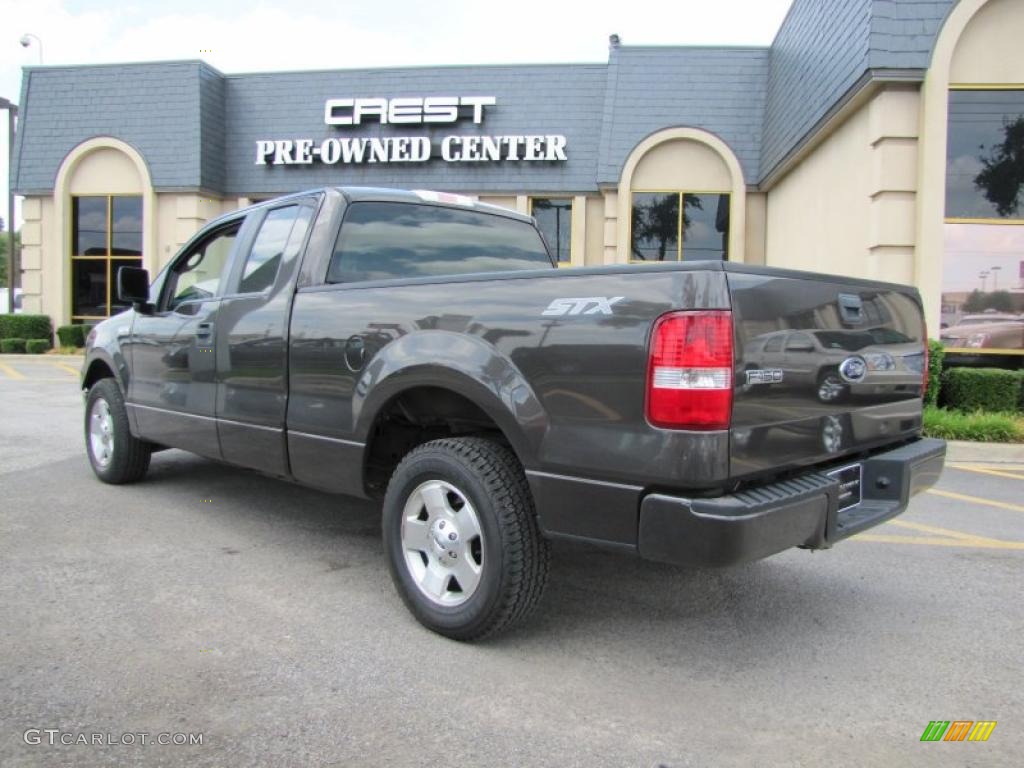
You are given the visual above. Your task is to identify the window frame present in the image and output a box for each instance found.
[945,84,1024,226]
[69,193,144,322]
[223,199,317,298]
[528,196,576,267]
[159,217,246,313]
[325,200,555,286]
[628,189,731,264]
[942,84,1024,357]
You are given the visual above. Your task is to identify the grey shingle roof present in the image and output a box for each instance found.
[760,0,955,180]
[596,47,770,185]
[13,61,211,194]
[12,1,962,196]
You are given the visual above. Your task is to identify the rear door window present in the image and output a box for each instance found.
[237,205,312,294]
[327,201,552,283]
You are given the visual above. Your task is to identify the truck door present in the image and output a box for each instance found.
[214,198,317,475]
[127,216,247,458]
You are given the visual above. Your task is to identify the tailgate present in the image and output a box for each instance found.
[727,268,926,481]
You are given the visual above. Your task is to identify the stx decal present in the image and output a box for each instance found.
[542,297,625,317]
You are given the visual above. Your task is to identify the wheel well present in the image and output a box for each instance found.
[83,359,116,391]
[364,386,513,498]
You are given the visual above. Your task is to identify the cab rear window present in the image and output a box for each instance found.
[327,201,553,283]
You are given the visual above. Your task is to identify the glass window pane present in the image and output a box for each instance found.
[328,202,552,283]
[532,198,572,263]
[111,196,143,256]
[72,197,108,256]
[630,193,679,261]
[168,225,239,309]
[946,89,1024,220]
[239,206,299,293]
[682,194,730,261]
[941,222,1024,351]
[72,259,107,317]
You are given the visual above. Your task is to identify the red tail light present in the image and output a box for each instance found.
[646,310,734,430]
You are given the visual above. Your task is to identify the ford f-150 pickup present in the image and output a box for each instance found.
[81,187,946,639]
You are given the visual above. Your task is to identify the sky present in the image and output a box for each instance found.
[0,0,793,230]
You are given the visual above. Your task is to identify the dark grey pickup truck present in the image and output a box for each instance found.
[82,187,945,639]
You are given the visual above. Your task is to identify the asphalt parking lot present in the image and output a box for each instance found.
[1,356,1021,767]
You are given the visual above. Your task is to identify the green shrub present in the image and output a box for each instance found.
[923,406,1024,443]
[925,339,944,407]
[56,324,92,348]
[0,314,52,342]
[0,337,27,353]
[25,338,51,354]
[941,367,1023,413]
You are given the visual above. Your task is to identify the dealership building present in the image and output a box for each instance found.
[9,0,1024,351]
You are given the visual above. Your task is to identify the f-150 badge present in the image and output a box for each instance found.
[542,297,624,317]
[745,369,784,385]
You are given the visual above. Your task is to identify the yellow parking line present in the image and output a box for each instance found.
[855,519,1024,550]
[854,534,1024,549]
[948,464,1024,481]
[927,488,1024,514]
[51,362,80,377]
[888,519,988,542]
[0,361,26,380]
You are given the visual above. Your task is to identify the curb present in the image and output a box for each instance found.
[945,439,1024,463]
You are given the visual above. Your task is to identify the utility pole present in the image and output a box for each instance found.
[0,97,16,313]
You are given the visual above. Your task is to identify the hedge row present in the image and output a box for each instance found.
[0,314,52,342]
[941,367,1024,413]
[56,324,93,348]
[925,339,944,408]
[0,337,53,354]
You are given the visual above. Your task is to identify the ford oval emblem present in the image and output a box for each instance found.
[838,356,867,383]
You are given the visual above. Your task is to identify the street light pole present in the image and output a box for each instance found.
[0,97,16,314]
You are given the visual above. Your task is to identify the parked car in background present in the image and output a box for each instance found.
[742,328,923,403]
[941,314,1024,350]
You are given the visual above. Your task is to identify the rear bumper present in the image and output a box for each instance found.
[637,437,945,567]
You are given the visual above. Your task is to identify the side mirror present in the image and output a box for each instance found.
[117,266,152,312]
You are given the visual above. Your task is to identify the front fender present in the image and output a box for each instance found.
[352,330,547,468]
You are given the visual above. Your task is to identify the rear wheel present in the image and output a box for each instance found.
[85,379,151,484]
[382,437,550,640]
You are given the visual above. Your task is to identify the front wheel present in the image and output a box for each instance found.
[85,379,152,484]
[382,437,550,641]
[817,369,848,403]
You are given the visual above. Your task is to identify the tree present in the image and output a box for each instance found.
[962,289,986,313]
[984,290,1014,313]
[974,116,1024,217]
[0,230,19,287]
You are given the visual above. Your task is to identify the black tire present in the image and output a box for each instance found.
[382,437,550,641]
[85,378,151,484]
[816,368,848,404]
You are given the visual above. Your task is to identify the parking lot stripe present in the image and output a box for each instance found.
[0,361,26,380]
[948,464,1024,481]
[927,488,1024,514]
[888,519,1024,549]
[51,362,80,377]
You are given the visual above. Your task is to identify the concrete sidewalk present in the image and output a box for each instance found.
[945,439,1024,463]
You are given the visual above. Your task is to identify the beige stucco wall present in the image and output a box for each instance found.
[584,194,605,266]
[949,0,1024,83]
[631,139,732,191]
[765,86,921,285]
[916,0,1023,331]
